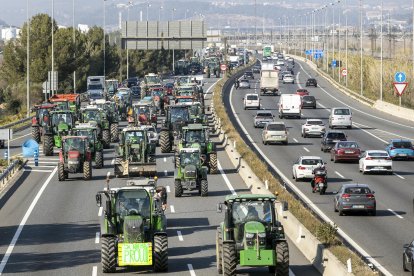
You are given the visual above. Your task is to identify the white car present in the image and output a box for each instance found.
[359,150,393,174]
[301,119,326,138]
[282,74,294,84]
[292,156,325,181]
[243,93,260,110]
[329,107,352,129]
[276,59,285,66]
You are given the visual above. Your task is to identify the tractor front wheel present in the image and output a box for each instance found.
[153,235,168,272]
[110,123,119,143]
[102,129,111,149]
[160,131,171,153]
[83,161,92,180]
[274,241,289,276]
[32,126,40,143]
[216,227,223,274]
[175,180,183,197]
[222,242,237,276]
[101,236,117,273]
[209,153,218,174]
[200,180,208,197]
[95,151,104,169]
[58,162,65,181]
[43,135,54,156]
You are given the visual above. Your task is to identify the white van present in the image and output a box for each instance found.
[329,107,352,129]
[244,93,260,110]
[278,94,302,119]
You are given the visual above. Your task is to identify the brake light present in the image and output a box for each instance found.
[365,157,372,160]
[385,157,391,160]
[341,193,350,198]
[337,149,344,154]
[298,166,306,170]
[32,117,38,125]
[366,194,375,199]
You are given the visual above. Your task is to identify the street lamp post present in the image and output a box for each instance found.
[146,3,151,21]
[27,0,30,115]
[51,0,55,96]
[103,0,106,78]
[380,0,383,100]
[331,2,335,77]
[279,17,282,53]
[171,8,176,20]
[338,0,341,82]
[345,0,348,87]
[360,0,363,96]
[159,6,163,21]
[73,0,76,93]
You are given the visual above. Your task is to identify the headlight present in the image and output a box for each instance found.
[245,233,254,238]
[258,232,266,238]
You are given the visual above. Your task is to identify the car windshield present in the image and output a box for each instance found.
[170,108,189,122]
[125,131,145,144]
[116,190,151,218]
[267,124,285,131]
[246,95,258,100]
[232,201,272,224]
[64,137,85,152]
[88,84,102,90]
[180,152,200,166]
[145,75,160,84]
[257,112,272,118]
[241,80,249,83]
[367,152,389,158]
[344,187,371,195]
[307,120,323,125]
[185,130,205,142]
[337,142,359,148]
[392,141,413,148]
[52,113,72,126]
[301,159,323,166]
[136,106,149,114]
[327,133,346,140]
[89,93,103,99]
[303,96,315,101]
[334,109,351,115]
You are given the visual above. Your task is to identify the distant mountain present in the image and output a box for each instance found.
[0,19,7,26]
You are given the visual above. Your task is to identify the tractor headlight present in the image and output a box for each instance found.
[257,232,266,238]
[245,233,255,238]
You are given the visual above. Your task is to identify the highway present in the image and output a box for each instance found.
[225,59,414,275]
[0,78,319,275]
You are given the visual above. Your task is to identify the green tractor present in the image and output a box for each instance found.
[188,103,207,124]
[176,124,217,174]
[174,59,190,75]
[80,106,111,148]
[58,136,93,181]
[42,110,75,156]
[174,148,208,197]
[72,123,104,169]
[95,178,168,273]
[92,99,120,142]
[159,105,190,153]
[114,127,156,178]
[216,194,289,276]
[31,103,56,143]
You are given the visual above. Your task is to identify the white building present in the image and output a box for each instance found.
[1,27,20,41]
[77,24,89,33]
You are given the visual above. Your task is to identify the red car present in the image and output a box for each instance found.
[330,141,361,163]
[295,89,309,96]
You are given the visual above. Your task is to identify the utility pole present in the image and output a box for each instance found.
[380,0,383,101]
[51,0,54,97]
[255,0,257,46]
[103,0,106,78]
[73,0,76,93]
[345,0,348,87]
[26,0,30,116]
[360,0,363,96]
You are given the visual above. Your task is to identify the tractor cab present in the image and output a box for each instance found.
[72,124,98,152]
[183,125,207,145]
[50,111,75,147]
[50,99,70,111]
[81,107,104,124]
[168,105,190,125]
[60,136,91,174]
[31,103,56,143]
[132,103,156,126]
[179,148,202,168]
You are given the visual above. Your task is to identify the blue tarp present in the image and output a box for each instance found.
[22,139,39,158]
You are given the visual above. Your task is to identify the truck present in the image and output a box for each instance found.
[87,76,105,99]
[260,67,279,96]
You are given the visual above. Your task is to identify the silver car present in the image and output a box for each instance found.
[282,74,294,84]
[301,119,326,138]
[239,79,251,89]
[254,110,274,128]
[334,184,376,216]
[262,122,288,145]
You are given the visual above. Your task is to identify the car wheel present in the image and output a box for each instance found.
[403,254,409,272]
[334,201,338,212]
[339,209,344,216]
[321,146,324,152]
[362,169,367,175]
[370,209,376,216]
[330,155,334,161]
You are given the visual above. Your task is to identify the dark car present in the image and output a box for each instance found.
[330,141,361,163]
[124,77,139,88]
[302,95,316,109]
[306,78,318,87]
[131,86,141,97]
[403,241,414,272]
[321,131,347,152]
[334,184,376,216]
[88,91,104,101]
[252,66,261,73]
[243,71,254,79]
[0,140,4,148]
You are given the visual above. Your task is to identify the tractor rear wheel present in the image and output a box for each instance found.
[101,236,117,273]
[209,153,218,174]
[58,162,65,181]
[160,131,171,153]
[222,242,237,276]
[153,235,168,272]
[95,151,104,169]
[216,227,223,274]
[175,180,183,197]
[200,180,208,197]
[102,129,110,149]
[43,135,54,156]
[32,126,40,143]
[114,157,122,178]
[83,161,92,180]
[275,241,289,276]
[110,123,118,143]
[175,155,180,168]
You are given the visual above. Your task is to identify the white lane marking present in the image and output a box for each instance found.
[335,171,345,179]
[0,167,58,274]
[394,173,405,179]
[203,78,221,99]
[92,266,97,276]
[10,133,31,142]
[170,205,175,213]
[95,232,100,244]
[387,208,404,219]
[187,264,196,276]
[352,123,388,144]
[25,165,56,168]
[98,207,103,217]
[218,160,237,195]
[23,169,54,173]
[106,171,111,178]
[163,157,167,162]
[228,82,393,276]
[164,170,168,176]
[31,158,59,161]
[293,138,298,143]
[354,121,414,141]
[111,159,115,165]
[177,231,184,241]
[296,72,302,89]
[303,147,310,152]
[166,185,171,193]
[27,161,57,164]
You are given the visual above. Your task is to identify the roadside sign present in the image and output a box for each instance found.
[0,129,12,140]
[393,82,408,96]
[220,64,227,71]
[394,72,406,83]
[341,68,348,77]
[331,60,337,68]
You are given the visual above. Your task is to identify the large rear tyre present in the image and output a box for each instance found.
[95,151,104,169]
[101,236,117,273]
[43,135,54,156]
[32,126,41,143]
[110,123,118,143]
[216,227,223,274]
[160,131,171,153]
[175,155,180,168]
[209,152,218,174]
[102,129,110,149]
[153,235,168,272]
[275,241,289,276]
[83,161,92,180]
[200,180,208,197]
[58,162,65,181]
[222,243,237,276]
[114,157,122,178]
[175,180,183,197]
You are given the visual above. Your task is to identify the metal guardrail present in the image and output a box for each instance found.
[0,117,31,129]
[0,160,21,188]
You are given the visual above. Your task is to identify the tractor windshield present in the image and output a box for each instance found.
[117,189,151,218]
[76,130,95,142]
[125,131,145,144]
[64,137,85,152]
[52,113,72,127]
[232,201,273,224]
[55,101,69,111]
[136,106,150,115]
[180,152,200,166]
[170,108,189,123]
[145,75,160,84]
[189,105,202,116]
[84,110,101,123]
[185,130,205,143]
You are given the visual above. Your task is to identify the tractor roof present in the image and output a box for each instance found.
[82,106,103,111]
[224,194,277,202]
[183,124,206,130]
[180,147,200,153]
[51,110,74,114]
[122,126,146,132]
[34,103,56,109]
[92,99,107,105]
[74,123,97,130]
[62,135,88,141]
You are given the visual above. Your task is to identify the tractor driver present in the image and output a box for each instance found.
[118,195,140,216]
[245,205,260,222]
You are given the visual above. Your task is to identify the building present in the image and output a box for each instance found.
[1,27,20,41]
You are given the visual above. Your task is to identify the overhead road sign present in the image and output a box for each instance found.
[393,82,408,96]
[341,68,348,77]
[394,72,406,83]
